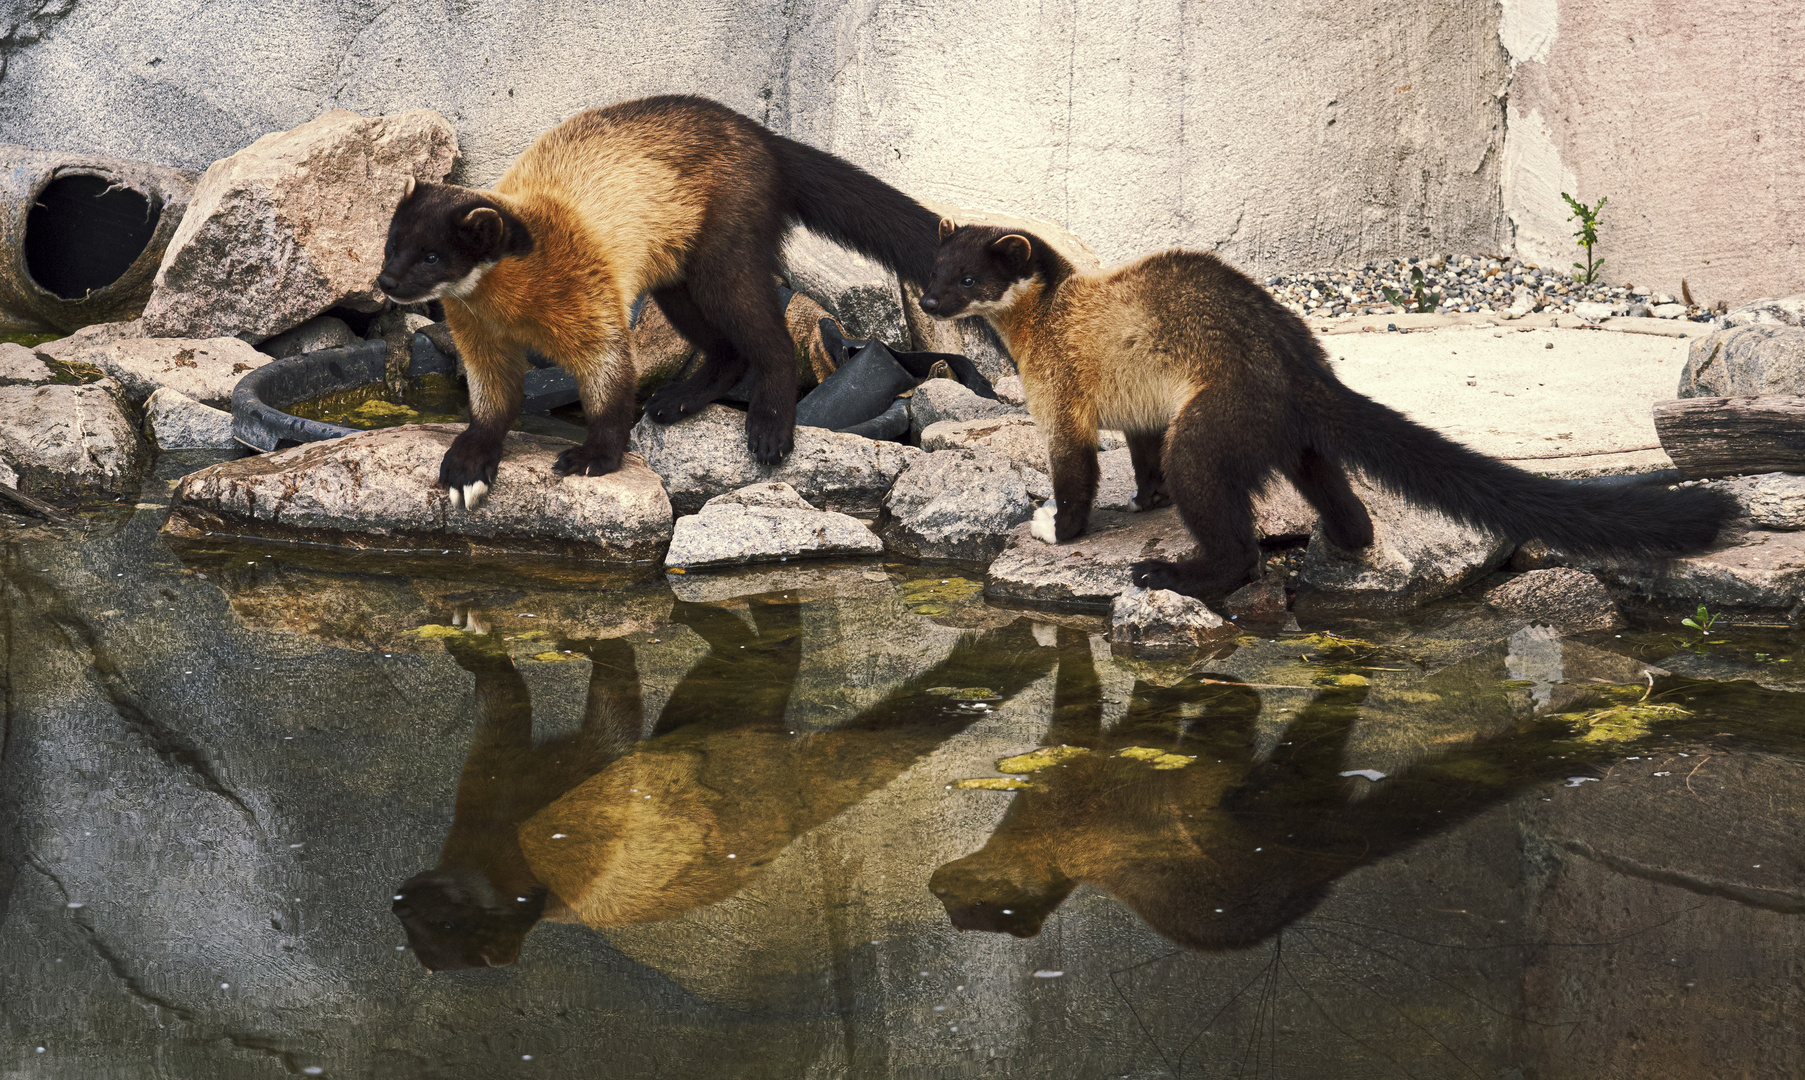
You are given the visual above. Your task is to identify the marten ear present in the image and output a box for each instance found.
[991,234,1032,270]
[937,217,958,243]
[401,175,417,201]
[459,206,533,259]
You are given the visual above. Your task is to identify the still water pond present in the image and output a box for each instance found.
[3,454,1802,1078]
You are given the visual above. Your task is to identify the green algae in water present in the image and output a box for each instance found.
[410,624,466,639]
[1,330,61,348]
[997,745,1091,773]
[289,373,466,429]
[927,686,1002,702]
[951,777,1038,791]
[900,575,985,615]
[1116,746,1197,769]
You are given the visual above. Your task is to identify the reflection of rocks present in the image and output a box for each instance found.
[167,425,673,562]
[986,508,1198,610]
[142,109,458,340]
[881,448,1033,562]
[0,382,147,501]
[630,404,920,513]
[1483,568,1625,633]
[1296,474,1511,615]
[664,482,882,570]
[143,387,238,450]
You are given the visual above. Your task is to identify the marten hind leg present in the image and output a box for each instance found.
[681,225,797,465]
[1285,447,1372,550]
[440,326,526,511]
[552,325,636,478]
[642,282,751,424]
[1130,399,1262,601]
[1125,429,1170,511]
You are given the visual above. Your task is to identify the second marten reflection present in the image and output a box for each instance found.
[395,599,1060,971]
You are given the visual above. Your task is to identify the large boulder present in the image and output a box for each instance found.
[31,319,144,361]
[880,447,1034,561]
[141,110,458,340]
[165,425,672,562]
[1719,294,1805,329]
[664,482,882,570]
[67,336,271,407]
[985,507,1198,610]
[629,404,921,514]
[1678,324,1805,397]
[781,229,908,348]
[142,387,237,451]
[1295,475,1512,615]
[0,382,147,500]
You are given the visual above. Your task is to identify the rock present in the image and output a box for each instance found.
[33,319,144,362]
[1090,448,1139,511]
[664,482,882,569]
[165,425,672,562]
[992,375,1027,407]
[1572,301,1625,321]
[0,342,51,385]
[142,110,458,340]
[908,377,1017,440]
[880,448,1033,561]
[0,382,147,500]
[1588,524,1805,610]
[68,336,272,408]
[1253,478,1319,539]
[1508,537,1566,571]
[629,404,921,514]
[1108,587,1231,651]
[1678,324,1805,397]
[258,315,359,359]
[1482,568,1625,633]
[985,507,1198,610]
[921,416,1048,471]
[143,387,237,450]
[1294,474,1511,615]
[1702,472,1805,530]
[781,229,908,347]
[1720,294,1805,329]
[1221,573,1289,620]
[1651,303,1688,319]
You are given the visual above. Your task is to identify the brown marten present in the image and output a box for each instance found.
[377,95,941,509]
[917,220,1736,603]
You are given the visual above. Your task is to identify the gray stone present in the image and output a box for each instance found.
[1108,587,1231,652]
[781,229,908,347]
[1700,472,1805,530]
[33,319,145,362]
[0,342,51,385]
[921,416,1047,471]
[1720,294,1805,329]
[985,507,1198,610]
[259,315,359,359]
[69,336,272,408]
[0,382,147,499]
[142,110,458,340]
[1572,301,1625,321]
[166,425,672,562]
[1651,303,1688,319]
[1253,477,1319,539]
[664,482,882,569]
[629,404,921,514]
[908,378,1017,441]
[880,448,1033,561]
[1295,474,1512,615]
[992,375,1027,407]
[1589,524,1805,611]
[1678,324,1805,397]
[142,387,237,450]
[1482,568,1625,633]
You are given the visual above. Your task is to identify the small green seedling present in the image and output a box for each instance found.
[1680,604,1720,635]
[1561,192,1607,284]
[1382,266,1444,313]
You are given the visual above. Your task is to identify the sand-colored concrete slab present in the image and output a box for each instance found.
[1322,323,1690,477]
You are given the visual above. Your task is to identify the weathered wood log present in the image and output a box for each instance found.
[0,483,77,524]
[1653,395,1805,478]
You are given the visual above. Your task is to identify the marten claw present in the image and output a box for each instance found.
[552,446,623,477]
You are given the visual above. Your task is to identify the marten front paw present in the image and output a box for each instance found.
[1129,479,1171,512]
[745,410,793,466]
[552,445,623,477]
[1030,502,1059,544]
[439,434,503,511]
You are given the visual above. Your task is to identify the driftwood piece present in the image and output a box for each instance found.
[0,484,77,524]
[1653,395,1805,478]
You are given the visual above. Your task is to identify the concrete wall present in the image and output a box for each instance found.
[0,0,1797,300]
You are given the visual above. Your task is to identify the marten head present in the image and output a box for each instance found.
[391,868,547,972]
[376,179,533,304]
[918,219,1044,320]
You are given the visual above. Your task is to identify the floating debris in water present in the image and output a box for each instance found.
[1033,970,1064,978]
[1117,747,1197,769]
[926,686,1001,702]
[1340,769,1387,782]
[1564,777,1601,786]
[997,745,1091,773]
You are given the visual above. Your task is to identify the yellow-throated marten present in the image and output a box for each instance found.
[377,96,941,509]
[917,219,1735,602]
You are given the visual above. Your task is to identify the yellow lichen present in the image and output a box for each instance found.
[997,745,1091,773]
[530,651,578,663]
[410,624,465,638]
[952,778,1037,791]
[1558,701,1690,744]
[1116,747,1197,769]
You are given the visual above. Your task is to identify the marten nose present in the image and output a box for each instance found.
[376,273,398,292]
[918,295,939,313]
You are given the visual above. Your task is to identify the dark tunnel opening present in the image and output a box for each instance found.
[23,173,161,301]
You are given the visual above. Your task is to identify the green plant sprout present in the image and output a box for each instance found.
[1382,266,1443,313]
[1680,604,1720,635]
[1561,192,1607,284]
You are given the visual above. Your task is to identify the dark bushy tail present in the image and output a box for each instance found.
[765,133,940,287]
[1307,378,1735,557]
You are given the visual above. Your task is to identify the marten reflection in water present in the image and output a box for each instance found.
[394,599,1062,971]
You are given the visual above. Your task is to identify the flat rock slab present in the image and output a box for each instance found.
[0,382,147,499]
[881,447,1033,561]
[985,507,1198,610]
[630,404,921,514]
[1590,525,1805,610]
[71,336,272,408]
[143,109,458,340]
[1330,324,1687,476]
[166,424,672,562]
[908,378,1019,440]
[0,342,51,385]
[1698,472,1805,530]
[664,482,882,570]
[1295,474,1511,616]
[143,387,237,450]
[1482,568,1625,633]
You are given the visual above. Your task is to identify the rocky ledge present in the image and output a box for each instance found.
[164,424,672,562]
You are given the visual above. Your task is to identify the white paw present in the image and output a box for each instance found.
[453,479,489,511]
[1128,496,1143,512]
[1030,501,1059,545]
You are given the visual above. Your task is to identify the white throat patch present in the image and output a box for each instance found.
[962,275,1038,319]
[434,260,497,301]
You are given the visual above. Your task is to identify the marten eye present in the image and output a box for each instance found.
[424,252,440,265]
[959,276,974,289]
